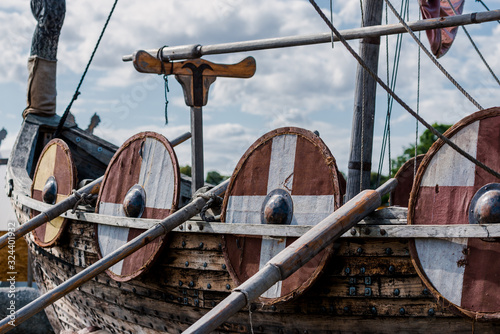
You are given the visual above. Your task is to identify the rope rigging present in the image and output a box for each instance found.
[475,0,500,24]
[376,0,409,186]
[383,0,484,110]
[308,0,500,180]
[55,0,119,137]
[446,0,500,86]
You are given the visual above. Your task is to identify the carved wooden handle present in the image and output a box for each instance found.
[132,50,256,78]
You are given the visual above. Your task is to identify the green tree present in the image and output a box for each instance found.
[206,171,229,185]
[391,123,451,175]
[180,165,191,177]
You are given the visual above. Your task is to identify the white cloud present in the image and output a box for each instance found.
[1,0,499,183]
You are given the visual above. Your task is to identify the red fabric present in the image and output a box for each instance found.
[420,0,464,58]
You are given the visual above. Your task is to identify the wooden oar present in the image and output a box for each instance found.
[183,178,398,334]
[0,177,102,250]
[0,179,228,333]
[0,132,191,250]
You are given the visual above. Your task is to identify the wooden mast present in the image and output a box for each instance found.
[346,0,384,201]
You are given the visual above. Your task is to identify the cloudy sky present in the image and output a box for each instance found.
[1,0,499,179]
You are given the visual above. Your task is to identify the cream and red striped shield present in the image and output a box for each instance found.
[390,154,424,207]
[96,132,180,282]
[409,107,500,319]
[31,139,76,247]
[221,127,344,304]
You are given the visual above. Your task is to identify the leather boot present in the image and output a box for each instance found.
[23,56,57,118]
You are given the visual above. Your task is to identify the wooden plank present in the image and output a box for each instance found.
[160,248,226,271]
[335,238,410,257]
[168,232,222,251]
[160,267,233,292]
[308,275,429,299]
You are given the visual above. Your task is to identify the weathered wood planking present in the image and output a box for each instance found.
[25,221,500,334]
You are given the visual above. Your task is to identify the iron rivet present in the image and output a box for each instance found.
[399,307,405,315]
[370,306,377,315]
[199,225,204,231]
[357,247,363,254]
[203,262,207,268]
[97,147,103,152]
[76,137,81,143]
[132,288,136,293]
[350,228,357,235]
[271,305,276,311]
[428,308,435,316]
[364,227,371,235]
[226,284,231,290]
[189,281,194,287]
[179,225,183,230]
[211,301,216,307]
[394,288,400,296]
[185,261,189,267]
[388,265,395,274]
[199,242,204,249]
[207,283,211,289]
[188,224,192,230]
[343,306,349,313]
[385,248,393,255]
[222,264,226,270]
[177,297,182,302]
[117,282,121,288]
[380,229,386,236]
[423,288,429,295]
[179,281,183,287]
[182,241,186,247]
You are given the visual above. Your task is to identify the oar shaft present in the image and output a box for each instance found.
[184,179,397,334]
[122,10,500,61]
[0,180,228,333]
[0,177,102,250]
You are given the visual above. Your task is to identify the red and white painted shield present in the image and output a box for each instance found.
[95,132,180,282]
[409,107,500,319]
[390,154,424,207]
[222,127,344,304]
[31,139,76,247]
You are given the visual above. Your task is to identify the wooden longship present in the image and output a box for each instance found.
[3,1,500,333]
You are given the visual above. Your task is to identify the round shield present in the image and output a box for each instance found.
[390,154,425,207]
[31,139,77,247]
[95,132,180,282]
[408,107,500,319]
[221,127,344,304]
